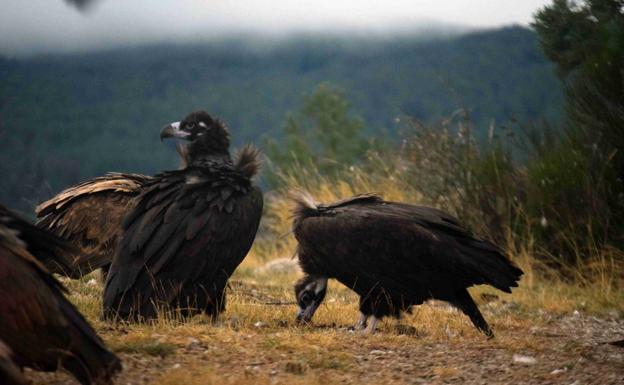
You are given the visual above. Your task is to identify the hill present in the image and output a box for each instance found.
[0,26,562,213]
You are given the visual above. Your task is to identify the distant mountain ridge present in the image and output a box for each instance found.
[0,26,562,213]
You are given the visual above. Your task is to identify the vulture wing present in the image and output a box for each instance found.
[294,195,522,297]
[104,168,263,320]
[0,205,121,385]
[0,340,27,385]
[36,172,152,277]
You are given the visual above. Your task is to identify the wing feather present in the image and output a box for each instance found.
[35,173,151,277]
[104,170,263,320]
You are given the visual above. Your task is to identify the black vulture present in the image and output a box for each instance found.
[36,173,152,278]
[103,110,263,322]
[292,193,523,337]
[0,204,122,384]
[36,143,190,279]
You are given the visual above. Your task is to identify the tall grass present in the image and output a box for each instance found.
[262,109,623,311]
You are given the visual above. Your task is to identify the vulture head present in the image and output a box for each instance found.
[294,275,328,323]
[160,110,230,165]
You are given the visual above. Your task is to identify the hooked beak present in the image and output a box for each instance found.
[160,122,190,141]
[296,302,320,323]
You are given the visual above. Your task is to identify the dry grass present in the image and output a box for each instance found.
[30,174,624,384]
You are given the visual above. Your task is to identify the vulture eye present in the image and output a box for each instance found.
[300,291,312,304]
[185,122,196,130]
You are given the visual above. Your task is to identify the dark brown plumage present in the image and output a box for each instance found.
[0,204,121,384]
[0,340,27,385]
[36,172,152,278]
[103,111,263,322]
[292,192,523,337]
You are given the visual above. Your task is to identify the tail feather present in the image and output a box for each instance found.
[459,241,523,293]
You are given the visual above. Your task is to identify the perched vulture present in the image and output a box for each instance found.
[292,193,523,337]
[0,340,27,385]
[0,204,121,384]
[103,110,263,322]
[36,173,153,278]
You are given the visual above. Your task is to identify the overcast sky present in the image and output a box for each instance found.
[0,0,552,56]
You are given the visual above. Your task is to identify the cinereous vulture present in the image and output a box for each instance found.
[292,193,523,338]
[103,110,263,322]
[0,204,121,384]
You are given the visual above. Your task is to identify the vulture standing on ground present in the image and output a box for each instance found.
[292,193,523,337]
[0,204,121,384]
[103,110,263,321]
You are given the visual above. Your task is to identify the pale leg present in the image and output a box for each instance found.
[355,312,368,330]
[361,315,379,334]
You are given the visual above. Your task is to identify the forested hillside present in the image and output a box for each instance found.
[0,26,562,213]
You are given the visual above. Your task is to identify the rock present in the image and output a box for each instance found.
[186,337,200,349]
[550,368,567,375]
[255,258,301,275]
[172,363,181,369]
[512,354,537,365]
[369,350,386,355]
[254,321,264,328]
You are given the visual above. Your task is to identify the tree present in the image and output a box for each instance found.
[532,0,624,249]
[266,83,374,184]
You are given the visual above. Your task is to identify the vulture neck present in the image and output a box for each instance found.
[188,152,232,169]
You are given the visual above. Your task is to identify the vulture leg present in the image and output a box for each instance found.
[361,315,379,334]
[450,289,494,338]
[354,312,368,330]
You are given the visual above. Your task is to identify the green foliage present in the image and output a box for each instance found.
[266,84,376,184]
[531,0,624,254]
[0,27,562,214]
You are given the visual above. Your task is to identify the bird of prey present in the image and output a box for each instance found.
[0,204,122,384]
[292,193,523,337]
[103,110,263,322]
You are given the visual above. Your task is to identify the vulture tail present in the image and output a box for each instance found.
[291,191,382,220]
[450,289,494,338]
[459,240,524,293]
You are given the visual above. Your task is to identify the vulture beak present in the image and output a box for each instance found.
[295,301,320,323]
[160,122,190,141]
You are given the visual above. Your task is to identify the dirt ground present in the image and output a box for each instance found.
[26,275,624,385]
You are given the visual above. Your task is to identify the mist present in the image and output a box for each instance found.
[0,0,550,56]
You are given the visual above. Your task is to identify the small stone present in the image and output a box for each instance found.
[254,321,264,328]
[86,278,98,287]
[572,310,580,317]
[172,363,181,369]
[513,354,537,365]
[369,350,386,355]
[550,368,567,375]
[186,337,200,349]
